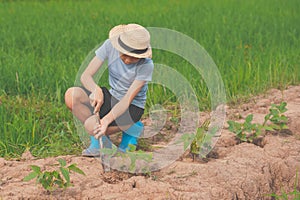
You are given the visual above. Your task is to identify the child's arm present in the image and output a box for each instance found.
[80,56,104,113]
[94,79,145,137]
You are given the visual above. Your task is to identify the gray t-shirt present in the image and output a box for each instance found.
[95,39,154,108]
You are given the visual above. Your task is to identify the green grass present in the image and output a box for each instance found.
[0,95,82,158]
[0,0,299,158]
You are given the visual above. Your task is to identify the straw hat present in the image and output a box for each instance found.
[109,23,152,58]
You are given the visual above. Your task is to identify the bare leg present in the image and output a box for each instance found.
[65,87,139,157]
[84,114,131,136]
[65,87,93,123]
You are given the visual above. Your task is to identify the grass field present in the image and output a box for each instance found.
[0,0,299,158]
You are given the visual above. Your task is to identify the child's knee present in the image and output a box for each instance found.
[64,88,74,109]
[64,87,87,110]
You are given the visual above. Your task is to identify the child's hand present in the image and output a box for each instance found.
[89,87,104,114]
[94,120,108,139]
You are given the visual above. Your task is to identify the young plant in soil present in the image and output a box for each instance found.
[100,145,153,174]
[23,158,85,192]
[126,145,153,173]
[179,119,217,161]
[227,101,289,144]
[227,114,263,143]
[263,102,289,132]
[190,127,205,160]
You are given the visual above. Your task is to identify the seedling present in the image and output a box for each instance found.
[179,119,217,160]
[126,144,153,173]
[23,158,85,192]
[227,102,289,143]
[190,128,205,156]
[263,102,288,132]
[100,145,153,174]
[228,114,263,143]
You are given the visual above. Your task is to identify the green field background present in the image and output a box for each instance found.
[0,0,299,158]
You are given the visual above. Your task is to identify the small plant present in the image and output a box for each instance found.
[23,158,85,192]
[228,114,263,143]
[227,102,289,143]
[190,128,205,157]
[100,145,153,173]
[126,145,153,173]
[263,102,288,131]
[179,119,218,160]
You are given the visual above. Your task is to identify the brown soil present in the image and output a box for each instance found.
[1,85,300,200]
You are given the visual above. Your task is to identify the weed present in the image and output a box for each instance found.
[23,158,85,192]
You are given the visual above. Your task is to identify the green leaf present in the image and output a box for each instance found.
[279,102,287,112]
[23,172,38,181]
[281,124,289,129]
[280,115,288,123]
[264,113,271,122]
[227,121,238,132]
[178,133,195,150]
[270,124,280,130]
[236,129,243,135]
[270,109,279,116]
[227,120,234,126]
[128,144,137,152]
[264,126,274,131]
[54,179,63,187]
[58,158,67,167]
[282,108,288,113]
[30,165,41,174]
[68,164,86,175]
[60,167,70,183]
[238,133,247,142]
[52,171,61,179]
[40,172,53,190]
[244,121,255,131]
[245,114,253,123]
[64,182,73,188]
[255,127,262,137]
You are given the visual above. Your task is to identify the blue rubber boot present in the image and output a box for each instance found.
[118,121,144,152]
[90,135,100,149]
[82,135,111,157]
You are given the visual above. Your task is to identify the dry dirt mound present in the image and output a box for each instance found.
[1,85,300,200]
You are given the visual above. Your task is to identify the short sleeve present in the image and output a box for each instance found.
[135,59,154,82]
[95,39,111,61]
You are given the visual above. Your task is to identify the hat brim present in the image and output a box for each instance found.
[109,25,152,59]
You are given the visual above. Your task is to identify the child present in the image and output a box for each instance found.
[64,23,154,156]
